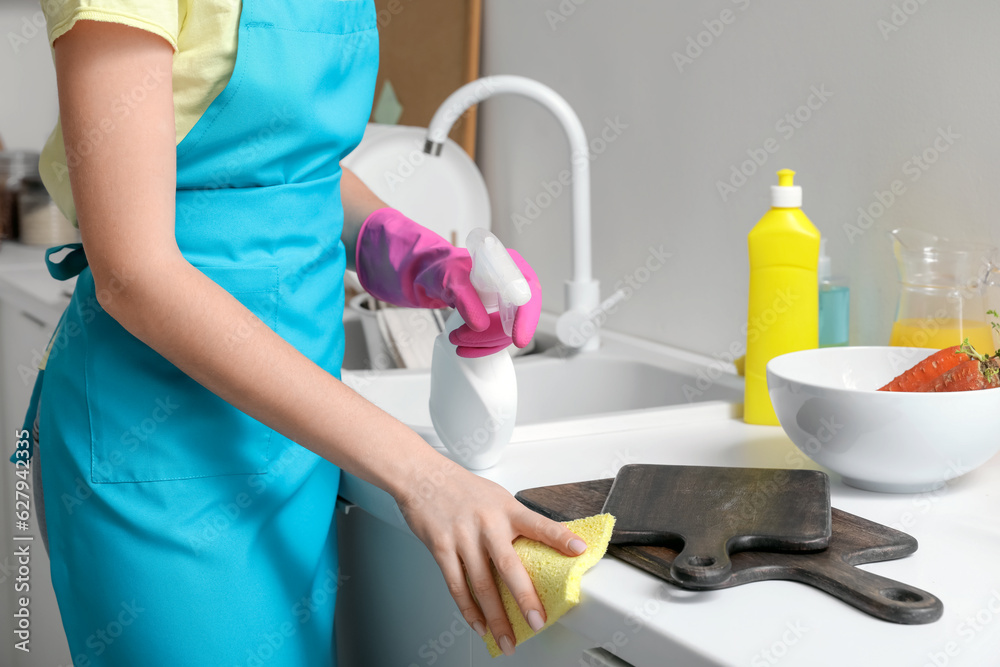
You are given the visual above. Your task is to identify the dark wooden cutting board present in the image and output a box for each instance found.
[602,465,831,586]
[518,478,943,625]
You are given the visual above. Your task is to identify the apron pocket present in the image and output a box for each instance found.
[87,266,279,484]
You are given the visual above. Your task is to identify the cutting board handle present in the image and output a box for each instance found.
[804,556,943,624]
[670,536,733,586]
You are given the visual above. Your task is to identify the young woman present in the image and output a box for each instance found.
[15,1,587,663]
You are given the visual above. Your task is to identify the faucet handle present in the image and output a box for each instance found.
[556,288,628,351]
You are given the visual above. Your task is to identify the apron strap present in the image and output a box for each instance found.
[46,243,89,281]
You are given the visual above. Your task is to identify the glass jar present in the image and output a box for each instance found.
[17,176,80,246]
[0,151,41,241]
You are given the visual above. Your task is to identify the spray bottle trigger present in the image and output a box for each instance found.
[466,229,531,338]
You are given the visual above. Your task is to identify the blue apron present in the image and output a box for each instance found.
[13,1,378,664]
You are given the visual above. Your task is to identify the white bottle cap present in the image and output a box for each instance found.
[771,168,802,208]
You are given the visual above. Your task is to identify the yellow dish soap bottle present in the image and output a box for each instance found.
[744,169,820,425]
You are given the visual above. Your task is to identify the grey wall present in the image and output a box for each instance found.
[5,0,999,355]
[478,0,1000,357]
[0,0,58,151]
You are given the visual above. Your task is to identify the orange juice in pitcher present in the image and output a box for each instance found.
[889,318,995,353]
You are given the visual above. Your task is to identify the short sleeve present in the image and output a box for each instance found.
[42,0,180,50]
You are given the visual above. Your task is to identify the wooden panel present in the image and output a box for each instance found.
[372,0,481,157]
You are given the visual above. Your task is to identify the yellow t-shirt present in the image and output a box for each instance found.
[39,0,242,225]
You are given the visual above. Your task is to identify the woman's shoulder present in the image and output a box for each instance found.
[42,0,185,50]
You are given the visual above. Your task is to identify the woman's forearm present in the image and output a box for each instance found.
[108,256,446,500]
[340,167,387,272]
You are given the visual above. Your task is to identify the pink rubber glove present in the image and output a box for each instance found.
[355,208,542,358]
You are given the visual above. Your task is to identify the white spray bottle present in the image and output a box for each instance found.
[428,229,532,470]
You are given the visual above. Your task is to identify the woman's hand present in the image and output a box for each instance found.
[350,208,543,357]
[447,250,541,357]
[395,458,587,656]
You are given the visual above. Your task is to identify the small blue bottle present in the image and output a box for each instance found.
[818,239,850,347]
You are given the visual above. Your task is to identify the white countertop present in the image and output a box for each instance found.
[339,406,1000,667]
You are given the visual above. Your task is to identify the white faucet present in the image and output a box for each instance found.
[424,75,620,352]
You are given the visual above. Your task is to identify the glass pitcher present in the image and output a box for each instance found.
[889,228,1000,353]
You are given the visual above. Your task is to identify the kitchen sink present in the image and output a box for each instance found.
[340,311,743,445]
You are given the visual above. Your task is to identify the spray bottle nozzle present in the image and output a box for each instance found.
[466,229,531,337]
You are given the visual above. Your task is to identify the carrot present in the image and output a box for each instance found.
[878,345,968,392]
[928,356,1000,392]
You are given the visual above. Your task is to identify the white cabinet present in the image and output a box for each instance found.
[335,502,597,667]
[0,303,49,437]
[0,245,74,667]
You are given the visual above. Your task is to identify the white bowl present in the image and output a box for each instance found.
[767,346,1000,493]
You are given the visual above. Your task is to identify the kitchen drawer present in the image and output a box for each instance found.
[0,302,73,667]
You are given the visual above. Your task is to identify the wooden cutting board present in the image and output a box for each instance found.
[518,478,943,625]
[602,465,831,586]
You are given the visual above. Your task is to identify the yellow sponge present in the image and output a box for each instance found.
[483,513,616,657]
